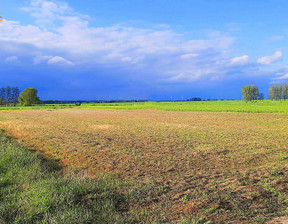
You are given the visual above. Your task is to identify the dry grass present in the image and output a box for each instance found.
[0,109,288,223]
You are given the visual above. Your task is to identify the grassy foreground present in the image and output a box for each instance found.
[0,130,132,223]
[1,110,288,223]
[0,129,210,223]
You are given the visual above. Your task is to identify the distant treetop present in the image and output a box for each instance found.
[18,87,41,106]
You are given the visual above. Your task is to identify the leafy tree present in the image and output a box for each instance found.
[283,84,288,100]
[269,84,288,100]
[269,86,275,100]
[11,87,20,106]
[6,86,12,105]
[0,87,6,105]
[275,85,282,100]
[18,87,40,106]
[252,85,259,100]
[241,85,259,102]
[242,85,251,102]
[258,93,264,100]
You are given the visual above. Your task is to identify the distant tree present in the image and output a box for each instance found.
[258,93,264,100]
[6,86,12,105]
[18,87,40,106]
[283,84,288,100]
[11,87,20,106]
[252,85,259,101]
[187,97,201,101]
[275,85,282,100]
[0,87,6,105]
[269,86,275,100]
[241,85,259,102]
[269,84,288,100]
[242,85,251,102]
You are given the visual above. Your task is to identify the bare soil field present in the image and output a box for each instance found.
[1,109,288,223]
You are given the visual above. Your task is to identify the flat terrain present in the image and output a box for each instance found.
[1,108,288,223]
[4,99,288,113]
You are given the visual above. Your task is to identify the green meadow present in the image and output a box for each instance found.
[2,100,288,113]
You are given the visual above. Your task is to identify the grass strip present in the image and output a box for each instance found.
[0,130,134,224]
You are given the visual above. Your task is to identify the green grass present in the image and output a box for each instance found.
[0,129,209,223]
[0,130,215,224]
[81,100,288,113]
[3,100,288,113]
[0,130,135,223]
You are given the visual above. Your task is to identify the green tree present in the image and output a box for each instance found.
[241,85,259,102]
[269,86,275,100]
[18,87,40,106]
[258,93,264,100]
[242,85,251,102]
[275,85,282,100]
[269,84,288,100]
[11,87,20,106]
[283,84,288,100]
[0,87,6,105]
[251,85,259,100]
[6,86,11,105]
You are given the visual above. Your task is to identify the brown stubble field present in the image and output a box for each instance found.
[1,109,288,223]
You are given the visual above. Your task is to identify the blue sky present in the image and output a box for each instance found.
[1,0,288,100]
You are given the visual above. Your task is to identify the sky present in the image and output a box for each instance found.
[1,0,288,100]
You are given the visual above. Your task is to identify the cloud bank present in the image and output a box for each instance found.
[0,0,238,82]
[0,0,286,99]
[257,51,282,65]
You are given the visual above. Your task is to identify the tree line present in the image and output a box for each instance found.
[242,84,288,101]
[0,87,40,106]
[269,84,288,100]
[0,86,20,106]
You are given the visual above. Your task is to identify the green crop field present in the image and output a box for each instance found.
[2,100,288,113]
[81,100,288,113]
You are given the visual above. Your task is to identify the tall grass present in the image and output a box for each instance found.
[0,129,212,223]
[0,130,134,223]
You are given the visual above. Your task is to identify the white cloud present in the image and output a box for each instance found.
[257,51,282,65]
[275,73,288,79]
[47,56,73,66]
[5,56,18,63]
[21,0,88,29]
[0,0,251,83]
[180,53,199,59]
[33,55,74,65]
[164,71,211,83]
[230,55,249,65]
[273,70,288,80]
[33,55,53,64]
